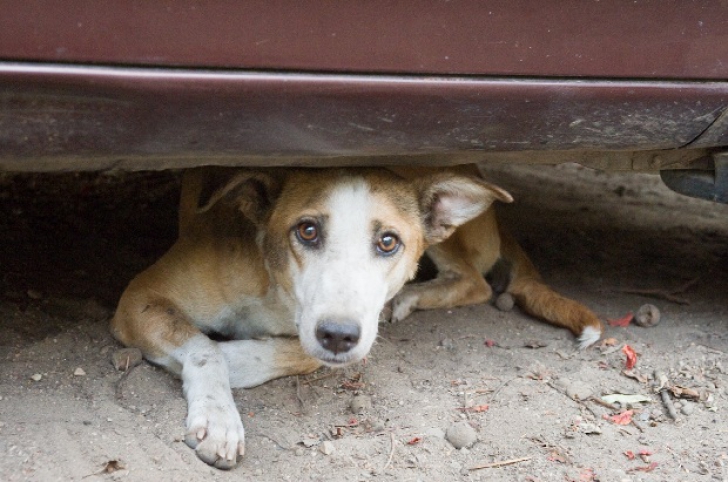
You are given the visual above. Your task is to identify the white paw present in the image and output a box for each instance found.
[184,395,245,470]
[391,291,418,322]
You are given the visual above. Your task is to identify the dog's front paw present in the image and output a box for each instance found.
[185,397,245,470]
[390,291,418,322]
[379,300,394,322]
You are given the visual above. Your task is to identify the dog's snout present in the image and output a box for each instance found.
[315,320,361,355]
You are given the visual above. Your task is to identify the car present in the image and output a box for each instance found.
[1,1,726,202]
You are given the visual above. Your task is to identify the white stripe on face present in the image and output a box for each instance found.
[293,179,403,366]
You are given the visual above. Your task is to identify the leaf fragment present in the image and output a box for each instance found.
[608,312,634,327]
[669,385,700,400]
[604,409,634,425]
[622,345,638,370]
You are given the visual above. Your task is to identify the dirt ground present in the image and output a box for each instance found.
[1,163,727,482]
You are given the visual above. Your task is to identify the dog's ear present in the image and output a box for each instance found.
[418,173,513,244]
[197,170,283,224]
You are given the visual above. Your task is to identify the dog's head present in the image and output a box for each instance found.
[199,168,511,366]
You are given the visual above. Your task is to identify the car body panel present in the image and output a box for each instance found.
[1,1,727,171]
[2,1,728,79]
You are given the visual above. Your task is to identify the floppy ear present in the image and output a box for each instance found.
[418,173,513,244]
[197,170,283,225]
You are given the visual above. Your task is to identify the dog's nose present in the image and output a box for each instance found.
[315,320,361,355]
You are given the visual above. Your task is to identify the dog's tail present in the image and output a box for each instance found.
[499,228,602,349]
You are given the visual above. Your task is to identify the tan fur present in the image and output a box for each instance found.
[110,165,600,469]
[389,165,603,346]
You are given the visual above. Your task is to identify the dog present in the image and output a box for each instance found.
[110,165,601,469]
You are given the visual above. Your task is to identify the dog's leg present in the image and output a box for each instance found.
[112,299,245,469]
[500,228,602,349]
[390,209,501,322]
[391,238,493,322]
[219,338,322,388]
[391,268,491,322]
[175,335,246,469]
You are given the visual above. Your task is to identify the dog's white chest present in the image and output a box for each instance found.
[205,298,296,340]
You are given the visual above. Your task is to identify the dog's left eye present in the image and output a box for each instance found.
[376,233,400,255]
[295,221,319,246]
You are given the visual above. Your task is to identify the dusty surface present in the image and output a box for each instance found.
[1,163,727,482]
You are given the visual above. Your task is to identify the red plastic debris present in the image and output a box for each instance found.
[604,409,634,425]
[622,344,638,369]
[608,312,634,327]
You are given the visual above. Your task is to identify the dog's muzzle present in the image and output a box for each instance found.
[315,319,361,355]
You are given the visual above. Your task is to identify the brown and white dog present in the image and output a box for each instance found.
[111,165,601,469]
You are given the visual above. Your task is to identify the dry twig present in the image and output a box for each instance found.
[295,376,305,408]
[659,389,679,420]
[469,456,532,471]
[114,363,139,401]
[301,371,337,385]
[382,433,396,471]
[546,382,599,418]
[616,277,699,305]
[588,396,617,411]
[654,370,679,421]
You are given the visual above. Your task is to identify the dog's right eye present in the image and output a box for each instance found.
[295,221,319,245]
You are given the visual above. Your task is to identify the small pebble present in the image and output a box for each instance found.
[112,348,144,371]
[74,367,86,376]
[301,438,318,448]
[445,422,477,449]
[350,395,372,414]
[565,381,593,401]
[495,293,514,311]
[439,338,455,350]
[580,423,602,435]
[634,304,661,327]
[369,420,386,433]
[294,448,305,457]
[30,373,42,382]
[681,401,695,416]
[319,441,335,455]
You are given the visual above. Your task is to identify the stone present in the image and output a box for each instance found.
[565,381,593,401]
[445,422,477,449]
[495,293,515,311]
[319,441,335,455]
[681,401,695,416]
[350,395,372,414]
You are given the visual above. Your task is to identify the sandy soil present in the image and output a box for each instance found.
[1,163,727,482]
